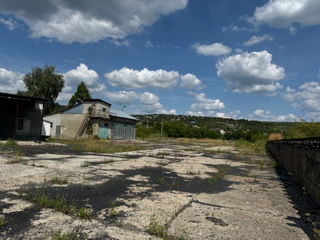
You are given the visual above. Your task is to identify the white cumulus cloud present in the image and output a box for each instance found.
[0,67,25,93]
[216,50,285,93]
[189,93,225,114]
[106,91,139,105]
[180,73,203,90]
[243,34,273,46]
[284,81,320,116]
[249,109,296,122]
[105,67,180,89]
[250,0,320,29]
[139,92,175,114]
[0,0,188,43]
[64,63,105,92]
[192,42,232,56]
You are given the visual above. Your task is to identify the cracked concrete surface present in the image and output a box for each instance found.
[0,141,319,239]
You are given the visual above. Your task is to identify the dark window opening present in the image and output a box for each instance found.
[102,108,106,112]
[104,123,108,127]
[17,119,24,130]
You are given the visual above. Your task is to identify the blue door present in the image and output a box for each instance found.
[98,127,108,139]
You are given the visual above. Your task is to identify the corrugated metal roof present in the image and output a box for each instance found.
[110,110,139,121]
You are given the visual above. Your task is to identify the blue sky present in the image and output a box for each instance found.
[1,0,320,121]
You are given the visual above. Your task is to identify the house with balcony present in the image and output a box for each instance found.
[44,99,138,140]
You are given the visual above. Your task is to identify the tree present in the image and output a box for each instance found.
[18,66,64,115]
[68,81,91,107]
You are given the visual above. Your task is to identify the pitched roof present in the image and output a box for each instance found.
[0,92,47,102]
[110,110,139,121]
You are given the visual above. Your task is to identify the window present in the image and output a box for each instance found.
[17,119,24,130]
[102,108,106,112]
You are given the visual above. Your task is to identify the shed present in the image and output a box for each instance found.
[0,92,46,140]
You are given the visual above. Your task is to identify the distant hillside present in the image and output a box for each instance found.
[133,114,294,134]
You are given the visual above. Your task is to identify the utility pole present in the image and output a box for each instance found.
[160,117,163,136]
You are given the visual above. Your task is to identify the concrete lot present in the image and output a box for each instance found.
[0,141,319,239]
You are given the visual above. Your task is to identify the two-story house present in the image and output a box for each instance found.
[44,99,138,140]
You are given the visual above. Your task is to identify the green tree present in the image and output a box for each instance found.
[18,66,64,115]
[68,81,91,107]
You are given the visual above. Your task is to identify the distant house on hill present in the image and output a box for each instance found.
[44,99,138,140]
[0,92,46,140]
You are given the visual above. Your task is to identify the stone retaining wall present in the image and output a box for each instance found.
[267,138,320,206]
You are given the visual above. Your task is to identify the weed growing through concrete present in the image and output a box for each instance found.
[7,148,25,164]
[21,192,91,219]
[186,170,200,176]
[207,165,230,185]
[156,177,165,186]
[49,177,68,185]
[145,215,186,240]
[51,229,79,240]
[0,216,6,229]
[108,200,117,218]
[80,161,90,167]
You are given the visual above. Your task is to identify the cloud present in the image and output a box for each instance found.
[192,42,232,56]
[64,63,105,92]
[180,74,203,90]
[222,24,253,33]
[243,34,273,46]
[216,110,241,119]
[216,50,285,93]
[140,92,175,114]
[186,111,204,116]
[105,67,180,89]
[250,0,320,29]
[0,0,188,43]
[189,93,225,114]
[106,91,139,105]
[0,67,25,93]
[284,81,320,118]
[0,17,16,30]
[249,109,296,122]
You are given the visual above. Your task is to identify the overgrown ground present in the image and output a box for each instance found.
[0,139,319,240]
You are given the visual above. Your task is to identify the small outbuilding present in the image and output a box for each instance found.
[0,92,45,140]
[44,99,138,140]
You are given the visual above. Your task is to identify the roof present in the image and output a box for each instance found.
[110,110,139,121]
[84,99,111,106]
[0,92,47,102]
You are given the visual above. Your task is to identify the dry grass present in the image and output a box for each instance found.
[51,139,145,153]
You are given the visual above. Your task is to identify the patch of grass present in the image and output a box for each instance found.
[52,139,145,153]
[5,138,17,147]
[314,227,320,240]
[51,229,79,240]
[78,207,91,219]
[207,165,230,185]
[80,161,90,167]
[108,200,117,218]
[145,215,186,240]
[186,170,200,176]
[234,139,266,156]
[21,192,91,219]
[0,216,6,229]
[156,177,165,186]
[49,177,68,185]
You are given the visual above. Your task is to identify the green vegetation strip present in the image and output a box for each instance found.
[21,192,91,219]
[52,139,145,153]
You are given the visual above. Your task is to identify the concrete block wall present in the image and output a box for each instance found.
[267,139,320,206]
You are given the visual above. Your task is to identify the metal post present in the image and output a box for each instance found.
[13,101,19,140]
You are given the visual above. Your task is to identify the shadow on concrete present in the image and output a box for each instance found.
[0,161,250,237]
[275,166,320,239]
